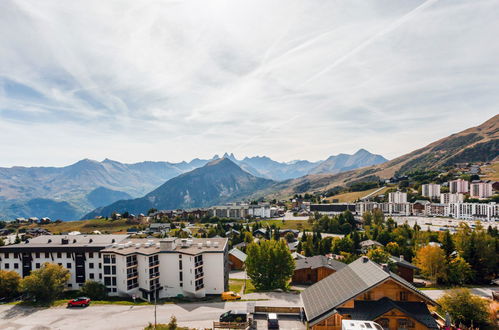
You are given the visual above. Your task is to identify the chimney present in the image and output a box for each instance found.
[160,238,176,251]
[381,263,390,272]
[399,255,404,261]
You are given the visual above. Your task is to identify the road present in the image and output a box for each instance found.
[392,216,498,232]
[0,292,304,330]
[422,287,497,301]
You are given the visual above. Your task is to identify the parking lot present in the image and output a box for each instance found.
[0,292,305,330]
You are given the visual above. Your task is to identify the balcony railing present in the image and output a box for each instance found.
[126,261,138,268]
[127,271,139,278]
[195,272,204,279]
[194,261,203,267]
[149,272,160,278]
[149,260,159,267]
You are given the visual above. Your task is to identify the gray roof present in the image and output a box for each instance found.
[389,256,419,270]
[359,240,383,248]
[229,248,247,262]
[301,256,436,324]
[337,297,438,329]
[295,255,346,271]
[0,234,128,249]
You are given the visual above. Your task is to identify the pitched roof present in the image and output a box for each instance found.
[337,297,439,329]
[359,240,383,248]
[229,248,247,262]
[301,256,436,324]
[295,255,346,272]
[389,256,419,270]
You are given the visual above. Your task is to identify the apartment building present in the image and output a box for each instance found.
[0,235,128,289]
[449,179,469,194]
[470,181,493,199]
[440,193,464,204]
[209,203,272,219]
[421,184,441,199]
[388,191,407,204]
[448,202,499,221]
[99,237,229,300]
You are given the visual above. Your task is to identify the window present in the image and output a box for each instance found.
[89,252,94,258]
[4,253,8,258]
[13,253,18,258]
[127,278,138,290]
[4,263,9,269]
[89,273,94,279]
[104,266,111,275]
[89,263,94,269]
[36,263,40,268]
[363,292,372,300]
[14,263,18,269]
[57,252,62,258]
[179,272,183,281]
[67,263,72,269]
[179,259,182,270]
[67,253,71,258]
[68,284,72,288]
[400,291,409,301]
[58,263,62,266]
[195,278,204,291]
[45,252,50,258]
[397,318,415,329]
[35,252,40,258]
[194,255,203,267]
[104,277,112,286]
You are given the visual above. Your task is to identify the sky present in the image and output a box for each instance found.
[0,0,498,167]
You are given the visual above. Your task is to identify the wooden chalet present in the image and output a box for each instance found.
[292,255,346,284]
[301,256,439,330]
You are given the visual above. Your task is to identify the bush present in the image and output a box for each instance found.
[437,288,491,328]
[20,263,70,303]
[0,270,21,300]
[80,280,108,300]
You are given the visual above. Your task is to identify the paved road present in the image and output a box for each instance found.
[393,216,498,232]
[0,293,304,330]
[422,287,496,301]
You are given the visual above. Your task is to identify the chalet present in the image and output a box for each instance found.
[292,255,346,284]
[148,223,171,234]
[253,228,267,239]
[389,255,419,283]
[359,240,383,253]
[301,256,439,330]
[279,229,300,238]
[225,229,240,238]
[228,248,247,270]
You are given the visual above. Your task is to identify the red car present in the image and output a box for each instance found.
[67,297,91,307]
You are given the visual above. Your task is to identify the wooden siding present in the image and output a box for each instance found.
[292,267,335,284]
[228,254,244,270]
[396,266,414,283]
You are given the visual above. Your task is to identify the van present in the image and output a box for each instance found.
[221,291,242,301]
[267,313,279,329]
[341,320,383,330]
[219,310,248,323]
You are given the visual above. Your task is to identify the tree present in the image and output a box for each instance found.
[80,280,108,300]
[446,256,472,286]
[440,230,455,257]
[0,237,4,246]
[414,245,447,283]
[20,263,70,303]
[0,270,21,300]
[167,315,178,330]
[243,232,253,244]
[245,240,294,290]
[147,208,158,215]
[14,234,21,244]
[437,288,491,328]
[284,232,296,243]
[366,247,391,265]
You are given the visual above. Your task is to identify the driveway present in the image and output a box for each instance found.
[422,287,497,300]
[0,293,304,330]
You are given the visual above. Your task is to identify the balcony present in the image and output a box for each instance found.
[194,260,203,267]
[149,260,159,267]
[195,284,204,291]
[195,272,204,279]
[126,262,138,268]
[149,272,160,279]
[127,271,139,278]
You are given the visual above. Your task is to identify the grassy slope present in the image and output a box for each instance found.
[482,161,499,181]
[20,218,132,234]
[324,186,390,203]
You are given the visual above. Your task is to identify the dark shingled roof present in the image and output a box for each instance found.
[295,255,346,271]
[389,255,419,270]
[300,256,436,324]
[337,297,439,329]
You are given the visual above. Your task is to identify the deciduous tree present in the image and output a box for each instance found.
[437,288,491,329]
[414,245,447,283]
[0,270,21,300]
[20,263,70,303]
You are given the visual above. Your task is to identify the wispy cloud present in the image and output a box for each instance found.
[0,0,498,166]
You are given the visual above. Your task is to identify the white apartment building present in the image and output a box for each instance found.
[0,235,229,300]
[440,193,464,204]
[356,202,412,216]
[388,191,407,204]
[0,235,128,290]
[448,202,499,221]
[470,181,493,199]
[100,237,228,301]
[422,184,441,199]
[209,203,272,219]
[449,179,469,194]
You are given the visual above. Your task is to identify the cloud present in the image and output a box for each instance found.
[0,0,498,166]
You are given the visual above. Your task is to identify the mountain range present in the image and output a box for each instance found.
[0,149,386,220]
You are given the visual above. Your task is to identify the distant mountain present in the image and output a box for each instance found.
[308,149,387,175]
[84,158,274,219]
[1,198,81,221]
[0,149,386,220]
[258,115,499,199]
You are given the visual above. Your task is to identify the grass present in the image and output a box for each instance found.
[324,186,390,203]
[482,161,499,181]
[18,218,134,234]
[228,278,257,294]
[258,219,312,231]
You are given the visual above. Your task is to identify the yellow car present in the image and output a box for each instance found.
[221,291,242,301]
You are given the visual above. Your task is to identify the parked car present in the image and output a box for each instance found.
[67,297,91,307]
[267,313,279,329]
[221,291,241,301]
[219,310,248,323]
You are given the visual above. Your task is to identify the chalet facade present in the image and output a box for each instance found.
[301,256,439,330]
[389,255,419,283]
[228,248,247,270]
[292,255,346,284]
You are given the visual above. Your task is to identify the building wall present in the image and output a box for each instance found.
[396,266,414,283]
[292,267,335,284]
[228,254,244,270]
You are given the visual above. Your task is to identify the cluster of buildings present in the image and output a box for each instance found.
[421,179,495,200]
[0,234,229,301]
[208,202,280,219]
